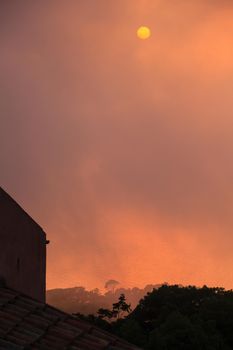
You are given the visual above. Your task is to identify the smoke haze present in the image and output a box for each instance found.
[1,0,233,290]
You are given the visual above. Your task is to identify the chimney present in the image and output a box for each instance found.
[0,188,47,302]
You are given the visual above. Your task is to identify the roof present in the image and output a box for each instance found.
[0,287,140,350]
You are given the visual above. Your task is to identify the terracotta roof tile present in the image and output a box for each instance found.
[0,287,140,350]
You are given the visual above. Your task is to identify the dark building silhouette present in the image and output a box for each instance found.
[0,188,140,349]
[0,187,47,302]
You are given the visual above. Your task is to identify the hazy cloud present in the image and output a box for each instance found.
[1,0,233,290]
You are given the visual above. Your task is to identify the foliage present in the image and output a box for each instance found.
[75,285,233,349]
[97,294,132,320]
[105,279,120,292]
[129,285,233,349]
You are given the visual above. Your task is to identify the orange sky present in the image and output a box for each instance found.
[1,0,233,291]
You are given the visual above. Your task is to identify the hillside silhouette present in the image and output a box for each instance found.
[46,283,163,315]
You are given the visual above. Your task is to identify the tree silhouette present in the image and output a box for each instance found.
[74,285,233,349]
[97,308,114,319]
[112,294,132,319]
[104,279,120,293]
[97,294,131,320]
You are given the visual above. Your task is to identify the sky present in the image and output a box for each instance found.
[1,0,233,291]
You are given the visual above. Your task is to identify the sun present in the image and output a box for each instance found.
[137,26,151,40]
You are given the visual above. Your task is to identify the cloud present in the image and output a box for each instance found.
[1,0,233,290]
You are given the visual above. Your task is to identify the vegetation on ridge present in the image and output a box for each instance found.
[75,285,233,349]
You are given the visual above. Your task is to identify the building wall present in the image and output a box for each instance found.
[0,188,46,302]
